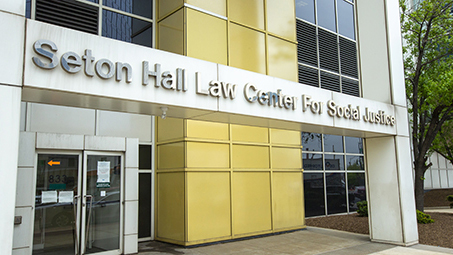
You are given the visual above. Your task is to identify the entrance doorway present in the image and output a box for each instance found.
[33,151,123,255]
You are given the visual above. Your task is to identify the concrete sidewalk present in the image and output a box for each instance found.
[138,227,453,255]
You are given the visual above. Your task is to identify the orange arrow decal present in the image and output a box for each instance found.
[48,160,61,166]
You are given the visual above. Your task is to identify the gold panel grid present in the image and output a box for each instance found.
[267,35,298,82]
[158,9,184,55]
[229,23,266,74]
[187,142,230,168]
[157,172,185,242]
[186,120,229,140]
[231,124,268,143]
[271,128,301,146]
[266,0,296,40]
[186,9,228,64]
[158,0,183,19]
[272,147,302,169]
[157,142,185,169]
[232,144,269,169]
[229,0,265,30]
[186,0,226,17]
[272,172,305,230]
[187,172,231,241]
[233,172,272,235]
[157,117,184,142]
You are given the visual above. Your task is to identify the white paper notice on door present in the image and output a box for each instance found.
[41,190,58,204]
[97,161,110,183]
[58,191,74,203]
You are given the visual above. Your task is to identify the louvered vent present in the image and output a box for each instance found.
[296,20,317,67]
[339,37,358,78]
[341,78,360,97]
[35,0,98,35]
[299,65,319,87]
[318,29,339,73]
[320,71,340,92]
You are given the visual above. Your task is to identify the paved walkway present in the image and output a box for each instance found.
[138,227,453,255]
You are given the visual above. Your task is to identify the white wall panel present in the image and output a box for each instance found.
[440,170,448,188]
[366,137,403,244]
[98,111,152,142]
[0,85,21,255]
[0,12,24,86]
[356,0,391,104]
[431,170,440,189]
[424,170,432,189]
[0,0,25,16]
[448,170,453,188]
[29,103,96,135]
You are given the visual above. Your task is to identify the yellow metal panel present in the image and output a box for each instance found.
[157,172,185,242]
[232,145,269,169]
[185,0,226,16]
[157,142,185,169]
[187,172,231,241]
[266,0,296,40]
[186,120,229,140]
[157,117,184,142]
[231,124,268,143]
[158,0,183,19]
[267,36,298,82]
[229,23,266,74]
[272,147,302,169]
[229,0,264,30]
[187,142,229,168]
[233,172,272,235]
[186,9,227,64]
[158,9,184,55]
[272,172,305,229]
[271,129,300,145]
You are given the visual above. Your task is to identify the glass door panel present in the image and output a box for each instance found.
[33,154,81,255]
[82,153,123,255]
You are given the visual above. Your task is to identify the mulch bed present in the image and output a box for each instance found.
[306,212,453,249]
[424,188,453,207]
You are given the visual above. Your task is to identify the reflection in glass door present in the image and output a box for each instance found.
[82,152,123,255]
[33,153,81,255]
[33,152,123,255]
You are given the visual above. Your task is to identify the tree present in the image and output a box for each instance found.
[432,120,453,165]
[400,0,453,212]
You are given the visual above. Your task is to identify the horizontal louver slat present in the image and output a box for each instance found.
[318,29,339,73]
[341,78,360,97]
[299,65,319,87]
[339,37,358,78]
[35,0,98,35]
[296,20,318,67]
[321,71,340,92]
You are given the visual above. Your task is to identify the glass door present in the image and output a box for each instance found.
[33,152,123,255]
[33,153,82,255]
[81,152,123,255]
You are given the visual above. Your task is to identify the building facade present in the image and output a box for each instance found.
[0,0,418,254]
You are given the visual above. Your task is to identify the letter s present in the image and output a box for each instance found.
[32,40,58,69]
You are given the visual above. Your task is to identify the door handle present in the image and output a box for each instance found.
[83,195,93,254]
[73,195,80,255]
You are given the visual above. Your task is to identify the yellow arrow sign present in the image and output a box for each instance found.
[48,160,61,166]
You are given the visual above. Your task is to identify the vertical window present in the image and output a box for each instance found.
[303,132,366,217]
[30,0,154,48]
[138,144,153,240]
[295,0,315,24]
[317,0,336,32]
[296,0,359,97]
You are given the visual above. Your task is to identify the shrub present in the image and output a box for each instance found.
[417,210,434,224]
[357,201,368,217]
[447,195,453,208]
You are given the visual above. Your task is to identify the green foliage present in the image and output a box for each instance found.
[400,0,453,211]
[356,201,368,217]
[432,120,453,166]
[416,210,435,224]
[448,195,453,208]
